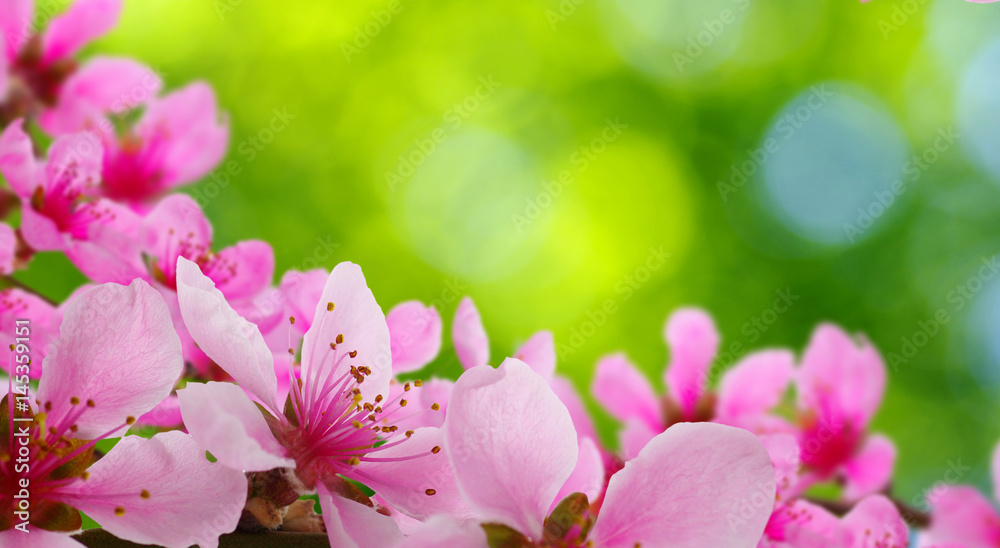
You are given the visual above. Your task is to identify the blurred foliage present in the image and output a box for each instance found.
[14,0,1000,501]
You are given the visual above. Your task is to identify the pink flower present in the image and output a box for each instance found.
[0,279,246,548]
[837,496,910,548]
[42,79,228,207]
[761,494,910,548]
[0,0,121,123]
[141,195,272,302]
[174,257,460,521]
[0,119,144,282]
[438,358,776,548]
[134,194,277,377]
[0,288,58,379]
[918,440,1000,548]
[592,307,794,459]
[794,324,895,501]
[38,56,161,135]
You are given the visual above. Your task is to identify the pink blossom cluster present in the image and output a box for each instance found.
[0,1,996,547]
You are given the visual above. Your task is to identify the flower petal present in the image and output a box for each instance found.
[143,194,213,279]
[42,0,122,63]
[0,529,82,548]
[135,394,183,428]
[664,308,719,419]
[176,381,294,472]
[773,500,843,547]
[445,358,577,539]
[62,199,146,283]
[452,297,489,370]
[232,286,285,335]
[176,256,280,412]
[137,81,229,187]
[514,331,556,380]
[716,350,794,425]
[318,484,404,548]
[355,427,473,520]
[590,422,774,548]
[0,288,59,379]
[0,46,6,98]
[992,439,1000,502]
[395,514,488,548]
[279,268,328,332]
[300,261,392,403]
[591,352,662,431]
[759,433,800,501]
[46,132,103,195]
[842,434,896,502]
[548,375,598,442]
[209,240,274,301]
[618,417,658,461]
[921,486,1000,548]
[390,377,452,431]
[36,279,182,439]
[840,495,908,548]
[18,204,65,251]
[41,57,162,134]
[0,0,33,57]
[798,324,885,428]
[0,119,37,196]
[552,436,604,510]
[387,301,442,374]
[58,431,247,548]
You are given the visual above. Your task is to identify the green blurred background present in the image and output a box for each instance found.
[21,0,1000,503]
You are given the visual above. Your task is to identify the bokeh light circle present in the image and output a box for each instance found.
[758,84,911,246]
[600,0,751,80]
[965,276,1000,391]
[957,37,1000,182]
[396,128,546,282]
[926,0,1000,73]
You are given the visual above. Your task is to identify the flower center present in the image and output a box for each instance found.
[101,130,170,203]
[276,311,442,492]
[0,390,138,532]
[0,35,76,125]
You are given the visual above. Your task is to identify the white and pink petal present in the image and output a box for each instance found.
[57,431,246,548]
[36,280,182,439]
[444,358,577,539]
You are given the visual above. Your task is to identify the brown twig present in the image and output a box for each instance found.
[1,276,58,306]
